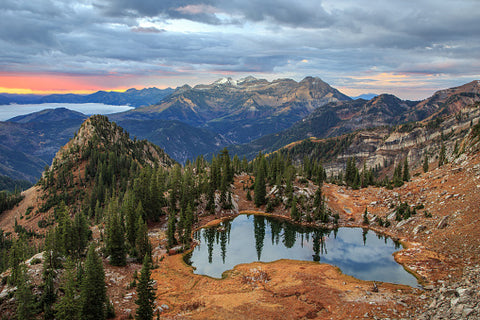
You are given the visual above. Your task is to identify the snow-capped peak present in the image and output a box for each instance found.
[213,77,237,86]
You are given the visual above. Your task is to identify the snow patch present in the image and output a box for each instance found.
[214,77,237,86]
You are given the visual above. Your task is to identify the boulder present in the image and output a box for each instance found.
[413,224,426,235]
[437,216,449,229]
[397,217,413,228]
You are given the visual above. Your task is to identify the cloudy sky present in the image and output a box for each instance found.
[0,0,479,99]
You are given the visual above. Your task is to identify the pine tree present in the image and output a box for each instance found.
[290,197,300,221]
[352,170,360,189]
[148,174,162,221]
[41,261,57,320]
[56,258,79,320]
[15,264,36,320]
[220,148,234,184]
[363,207,369,225]
[135,255,156,320]
[423,154,429,173]
[254,158,267,207]
[105,207,126,266]
[44,228,62,270]
[313,186,326,222]
[166,211,177,248]
[439,143,446,167]
[345,157,358,187]
[285,171,294,208]
[392,161,403,187]
[123,191,138,249]
[402,157,410,182]
[177,209,185,244]
[80,245,107,320]
[135,215,152,263]
[8,237,27,285]
[182,204,193,248]
[206,176,216,215]
[73,211,89,257]
[313,185,323,209]
[55,201,74,256]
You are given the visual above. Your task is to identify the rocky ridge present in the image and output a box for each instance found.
[281,101,480,177]
[231,80,480,160]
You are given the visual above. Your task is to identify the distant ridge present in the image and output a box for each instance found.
[0,87,175,108]
[350,93,378,100]
[8,107,87,123]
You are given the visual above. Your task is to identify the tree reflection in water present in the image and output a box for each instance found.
[189,214,417,287]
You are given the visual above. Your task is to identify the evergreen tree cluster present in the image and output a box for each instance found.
[279,135,355,165]
[167,148,244,248]
[0,189,24,214]
[248,152,330,224]
[343,157,376,189]
[11,242,111,320]
[331,156,410,190]
[394,202,417,221]
[0,175,31,193]
[135,255,156,320]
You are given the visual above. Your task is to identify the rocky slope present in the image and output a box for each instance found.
[276,100,480,177]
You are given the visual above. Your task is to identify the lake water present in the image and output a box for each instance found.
[0,103,134,121]
[187,214,418,287]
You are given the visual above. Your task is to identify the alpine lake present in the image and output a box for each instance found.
[185,214,418,287]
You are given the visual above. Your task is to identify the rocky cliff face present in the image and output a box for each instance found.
[282,102,480,176]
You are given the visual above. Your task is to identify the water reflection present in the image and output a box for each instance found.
[189,214,417,286]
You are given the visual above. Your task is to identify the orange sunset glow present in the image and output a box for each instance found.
[0,73,134,94]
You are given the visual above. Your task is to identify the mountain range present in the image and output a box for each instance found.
[0,77,479,183]
[0,87,174,108]
[111,76,351,144]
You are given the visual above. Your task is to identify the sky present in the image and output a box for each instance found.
[0,0,479,100]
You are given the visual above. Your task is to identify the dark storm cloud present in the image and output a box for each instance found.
[220,0,333,28]
[98,0,223,24]
[100,0,333,28]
